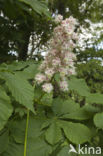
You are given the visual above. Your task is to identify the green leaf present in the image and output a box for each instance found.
[60,121,92,144]
[6,116,52,156]
[57,146,77,156]
[2,140,24,156]
[0,130,9,154]
[7,61,30,71]
[34,87,43,101]
[9,119,26,144]
[45,121,62,145]
[27,117,45,139]
[41,93,53,106]
[9,116,45,144]
[84,104,101,113]
[54,73,60,83]
[41,119,52,130]
[86,93,103,105]
[27,138,52,156]
[0,86,13,131]
[94,113,103,129]
[52,97,80,116]
[68,77,90,96]
[2,73,35,113]
[17,63,39,79]
[61,107,93,120]
[19,0,50,17]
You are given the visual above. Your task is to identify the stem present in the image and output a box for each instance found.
[24,109,29,156]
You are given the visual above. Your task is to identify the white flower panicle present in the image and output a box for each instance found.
[35,15,78,93]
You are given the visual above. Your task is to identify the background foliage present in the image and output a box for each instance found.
[0,0,103,156]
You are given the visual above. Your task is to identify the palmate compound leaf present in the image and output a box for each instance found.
[59,120,92,144]
[26,117,52,156]
[2,116,52,156]
[45,121,63,145]
[2,72,35,113]
[68,77,90,96]
[9,117,46,144]
[94,112,103,129]
[0,86,13,131]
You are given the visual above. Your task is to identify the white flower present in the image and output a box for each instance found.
[34,14,78,93]
[39,61,47,70]
[49,49,57,56]
[55,15,63,23]
[68,16,78,25]
[52,58,61,67]
[59,67,68,77]
[45,68,54,79]
[35,73,46,84]
[72,33,78,40]
[59,80,69,91]
[42,83,53,93]
[68,67,76,75]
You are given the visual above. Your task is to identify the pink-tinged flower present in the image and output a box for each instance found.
[64,58,74,66]
[68,60,74,67]
[39,61,48,70]
[70,53,76,60]
[62,43,70,51]
[59,67,68,77]
[61,20,67,27]
[35,73,46,84]
[54,26,63,33]
[69,40,76,48]
[68,67,76,75]
[64,52,76,64]
[45,68,54,79]
[52,58,61,66]
[42,83,53,93]
[49,49,57,56]
[59,80,69,91]
[72,33,78,40]
[34,14,78,93]
[55,15,63,23]
[68,16,78,25]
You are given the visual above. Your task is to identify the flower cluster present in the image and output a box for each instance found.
[35,15,78,93]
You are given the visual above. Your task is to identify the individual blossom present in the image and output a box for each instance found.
[59,67,68,77]
[68,16,78,25]
[68,67,76,75]
[35,73,46,84]
[55,15,63,23]
[39,60,47,70]
[42,83,53,93]
[45,68,55,79]
[59,80,69,91]
[52,57,61,67]
[72,32,78,40]
[49,49,57,56]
